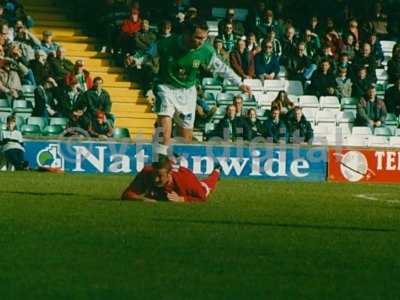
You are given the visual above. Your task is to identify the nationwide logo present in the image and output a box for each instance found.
[334,151,376,182]
[36,144,65,170]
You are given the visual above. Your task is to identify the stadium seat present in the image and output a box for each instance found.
[243,79,263,91]
[376,69,388,83]
[381,40,396,54]
[352,126,373,136]
[385,113,398,126]
[0,99,11,112]
[368,136,389,147]
[264,80,287,92]
[21,85,35,105]
[202,77,222,91]
[288,94,299,104]
[344,135,368,147]
[204,122,215,135]
[43,125,64,136]
[13,99,33,113]
[278,66,287,79]
[336,111,355,125]
[49,117,69,128]
[286,81,304,95]
[302,108,317,124]
[206,21,219,37]
[223,79,240,92]
[341,97,358,111]
[315,110,336,124]
[389,136,400,147]
[20,124,41,136]
[27,117,47,131]
[214,105,226,119]
[395,128,400,136]
[112,128,130,138]
[338,123,352,136]
[374,126,393,136]
[320,96,340,111]
[299,95,319,109]
[217,92,235,105]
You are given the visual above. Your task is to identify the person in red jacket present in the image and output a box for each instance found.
[120,8,142,53]
[121,155,221,202]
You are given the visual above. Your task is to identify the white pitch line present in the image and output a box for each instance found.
[355,194,400,204]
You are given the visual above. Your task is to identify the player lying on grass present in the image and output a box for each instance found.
[121,155,221,202]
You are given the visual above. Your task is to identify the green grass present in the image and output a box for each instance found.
[0,172,399,299]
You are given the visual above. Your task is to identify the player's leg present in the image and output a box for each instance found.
[173,86,197,142]
[201,169,221,192]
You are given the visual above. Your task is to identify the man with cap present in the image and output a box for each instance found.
[40,31,59,55]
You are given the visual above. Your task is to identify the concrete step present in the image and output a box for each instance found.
[35,20,81,28]
[113,112,156,118]
[83,65,123,74]
[65,49,108,58]
[66,56,111,67]
[32,27,84,36]
[112,103,150,113]
[55,36,97,44]
[24,5,66,14]
[116,118,156,128]
[29,12,69,21]
[61,42,96,51]
[103,81,134,88]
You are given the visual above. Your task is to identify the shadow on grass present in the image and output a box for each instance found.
[153,218,396,233]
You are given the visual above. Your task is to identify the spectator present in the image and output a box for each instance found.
[213,38,229,64]
[81,77,112,120]
[306,16,323,37]
[352,67,372,98]
[40,31,59,56]
[322,30,342,58]
[280,26,298,65]
[384,76,400,116]
[337,52,352,74]
[89,111,113,138]
[304,29,321,59]
[32,77,60,118]
[335,67,352,98]
[286,42,316,83]
[263,106,288,144]
[8,42,35,85]
[271,90,294,120]
[355,85,387,128]
[229,38,255,80]
[340,33,358,61]
[0,115,28,171]
[368,33,384,67]
[245,1,266,35]
[120,8,142,53]
[371,2,388,38]
[287,107,313,144]
[254,39,280,80]
[256,9,282,41]
[29,49,50,85]
[134,19,157,54]
[233,95,245,118]
[217,8,245,37]
[14,23,41,61]
[215,104,246,141]
[66,104,92,136]
[352,43,377,83]
[59,78,83,118]
[246,32,261,56]
[314,45,337,75]
[0,58,22,100]
[218,22,238,52]
[65,60,93,93]
[47,46,74,85]
[345,19,360,45]
[195,87,217,121]
[387,43,400,84]
[263,30,282,57]
[244,108,263,140]
[309,60,337,97]
[158,20,173,41]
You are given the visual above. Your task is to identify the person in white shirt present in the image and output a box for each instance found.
[0,115,28,170]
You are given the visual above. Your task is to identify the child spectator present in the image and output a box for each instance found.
[335,67,352,98]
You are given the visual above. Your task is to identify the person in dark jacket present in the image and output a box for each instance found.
[254,39,280,80]
[66,104,92,136]
[229,38,255,79]
[287,107,314,144]
[286,42,317,83]
[355,85,387,127]
[263,106,288,144]
[215,104,247,141]
[352,43,377,83]
[384,76,400,116]
[217,8,245,37]
[280,26,299,66]
[368,33,384,67]
[58,78,84,118]
[309,60,337,97]
[80,77,112,120]
[387,43,400,84]
[351,67,372,98]
[89,111,114,138]
[47,46,74,86]
[244,108,263,140]
[32,77,61,118]
[29,49,51,85]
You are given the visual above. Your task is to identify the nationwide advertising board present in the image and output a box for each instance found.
[22,140,327,181]
[328,148,400,183]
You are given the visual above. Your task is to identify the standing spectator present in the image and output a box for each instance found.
[32,77,60,118]
[89,111,113,138]
[229,38,255,80]
[120,8,142,53]
[0,115,28,171]
[387,43,400,84]
[371,2,388,38]
[47,46,74,85]
[352,43,377,83]
[271,90,295,120]
[218,8,245,37]
[29,49,50,85]
[263,106,288,144]
[352,67,372,98]
[280,26,298,65]
[0,58,22,100]
[335,67,352,98]
[287,107,313,144]
[213,38,229,64]
[254,39,280,80]
[218,22,238,52]
[40,31,59,56]
[384,76,400,116]
[355,85,387,128]
[65,60,93,93]
[81,77,112,120]
[215,104,246,141]
[368,33,384,67]
[244,108,263,140]
[286,42,316,84]
[309,60,337,97]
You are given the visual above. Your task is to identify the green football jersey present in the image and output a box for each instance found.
[157,35,214,88]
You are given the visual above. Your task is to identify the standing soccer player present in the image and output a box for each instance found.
[146,18,251,156]
[121,155,221,202]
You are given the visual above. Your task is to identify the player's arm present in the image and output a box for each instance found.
[121,171,149,201]
[166,169,208,203]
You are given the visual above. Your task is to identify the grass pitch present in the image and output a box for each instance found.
[0,171,399,299]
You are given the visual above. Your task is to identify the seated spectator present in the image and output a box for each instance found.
[309,60,337,97]
[32,77,60,118]
[217,8,245,37]
[66,105,92,136]
[29,49,50,85]
[387,43,400,84]
[65,60,93,93]
[280,26,298,66]
[215,104,247,141]
[286,42,316,83]
[352,43,377,83]
[7,42,35,86]
[368,33,384,67]
[213,38,229,64]
[314,45,337,75]
[40,31,59,56]
[345,19,360,45]
[340,33,358,61]
[352,67,372,98]
[263,106,288,144]
[263,30,282,57]
[304,29,321,59]
[14,23,41,62]
[0,115,28,171]
[120,8,142,53]
[133,19,157,54]
[47,46,74,86]
[245,1,266,36]
[229,38,255,80]
[158,20,173,41]
[233,95,245,117]
[81,77,112,120]
[89,111,113,138]
[337,52,353,78]
[384,76,400,116]
[371,2,388,38]
[59,78,84,118]
[271,91,295,120]
[335,67,352,98]
[246,32,261,56]
[218,22,239,52]
[0,59,22,100]
[256,9,282,41]
[355,85,387,128]
[306,16,323,37]
[287,107,313,144]
[244,108,263,140]
[254,39,280,80]
[322,30,342,57]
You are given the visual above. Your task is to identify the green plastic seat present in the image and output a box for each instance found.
[43,125,64,136]
[49,117,68,128]
[385,113,398,126]
[341,97,358,110]
[223,79,240,92]
[27,117,47,131]
[202,77,222,91]
[0,99,11,112]
[112,127,130,138]
[21,124,41,136]
[13,99,33,113]
[374,126,393,136]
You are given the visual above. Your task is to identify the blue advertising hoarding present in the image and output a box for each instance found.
[23,140,327,181]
